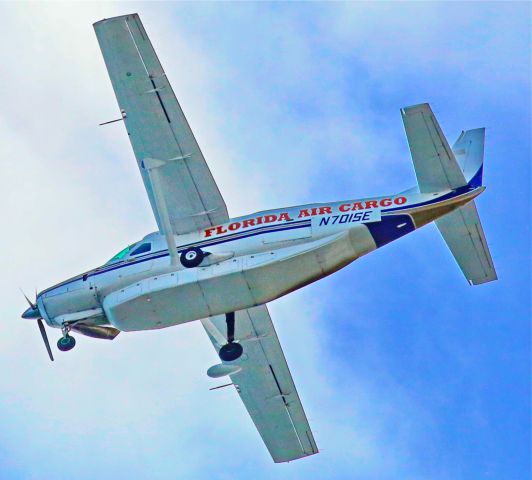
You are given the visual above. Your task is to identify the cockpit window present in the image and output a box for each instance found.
[130,243,151,256]
[107,244,135,263]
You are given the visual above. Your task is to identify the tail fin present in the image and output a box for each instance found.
[402,103,497,285]
[452,128,485,188]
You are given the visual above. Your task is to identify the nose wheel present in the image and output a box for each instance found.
[218,312,243,362]
[57,334,76,351]
[57,325,76,352]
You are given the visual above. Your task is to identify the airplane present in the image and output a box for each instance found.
[21,13,497,463]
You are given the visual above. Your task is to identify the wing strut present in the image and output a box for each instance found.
[144,157,179,266]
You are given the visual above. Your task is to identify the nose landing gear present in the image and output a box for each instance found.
[218,312,243,362]
[57,325,76,352]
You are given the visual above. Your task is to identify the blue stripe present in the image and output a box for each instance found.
[93,219,312,274]
[41,220,312,293]
[382,185,475,213]
[182,219,311,250]
[468,165,483,188]
[93,222,311,278]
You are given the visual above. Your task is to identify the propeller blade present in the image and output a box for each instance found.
[20,289,36,310]
[37,318,54,361]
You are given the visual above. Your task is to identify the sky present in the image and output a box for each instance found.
[0,2,530,479]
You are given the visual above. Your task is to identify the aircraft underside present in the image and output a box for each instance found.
[34,184,482,337]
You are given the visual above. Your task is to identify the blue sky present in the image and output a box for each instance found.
[1,2,530,479]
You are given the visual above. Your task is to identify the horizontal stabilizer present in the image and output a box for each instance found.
[436,201,497,285]
[401,103,467,193]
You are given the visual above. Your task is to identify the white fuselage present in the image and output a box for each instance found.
[36,187,481,332]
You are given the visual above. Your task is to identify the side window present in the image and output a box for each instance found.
[130,243,152,256]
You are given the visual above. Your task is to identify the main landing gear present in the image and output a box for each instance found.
[218,312,243,362]
[57,325,76,352]
[180,247,205,268]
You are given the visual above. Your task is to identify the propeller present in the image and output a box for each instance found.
[21,291,54,361]
[37,318,54,361]
[21,290,36,310]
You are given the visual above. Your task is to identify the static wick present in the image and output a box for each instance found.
[99,110,127,126]
[209,383,234,391]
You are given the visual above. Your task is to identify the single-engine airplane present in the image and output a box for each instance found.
[21,14,497,463]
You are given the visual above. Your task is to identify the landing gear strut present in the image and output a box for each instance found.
[218,312,243,362]
[57,325,76,352]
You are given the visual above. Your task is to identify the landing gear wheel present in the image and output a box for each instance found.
[218,311,243,361]
[57,335,76,352]
[180,248,205,268]
[219,342,243,362]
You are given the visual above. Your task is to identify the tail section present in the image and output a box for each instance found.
[435,201,497,285]
[401,103,467,193]
[452,128,485,188]
[401,103,497,285]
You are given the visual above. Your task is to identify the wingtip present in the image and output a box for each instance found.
[401,102,431,116]
[93,13,140,28]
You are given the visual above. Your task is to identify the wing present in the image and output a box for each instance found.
[201,305,318,463]
[94,14,229,239]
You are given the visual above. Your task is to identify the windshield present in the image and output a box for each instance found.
[106,244,135,264]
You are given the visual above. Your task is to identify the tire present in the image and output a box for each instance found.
[180,248,205,268]
[57,335,76,352]
[219,342,243,362]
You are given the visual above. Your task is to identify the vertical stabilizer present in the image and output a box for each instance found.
[452,128,485,188]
